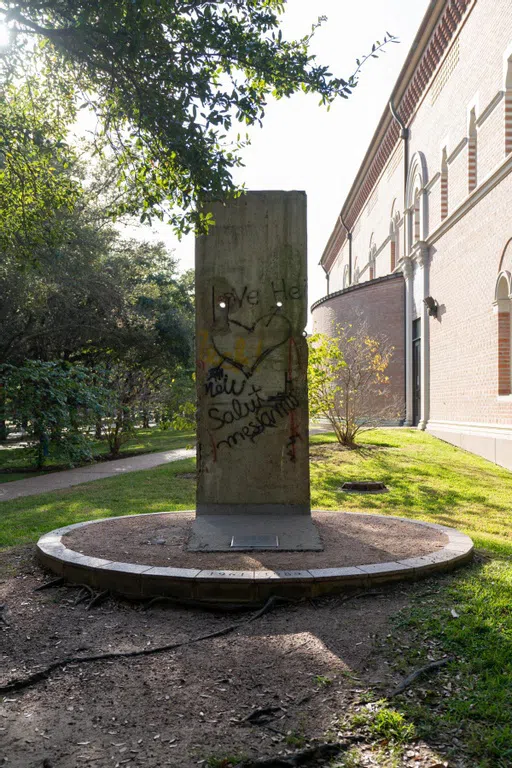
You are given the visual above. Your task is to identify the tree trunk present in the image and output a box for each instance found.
[0,384,7,441]
[108,413,124,457]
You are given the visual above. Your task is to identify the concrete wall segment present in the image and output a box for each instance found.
[195,192,310,514]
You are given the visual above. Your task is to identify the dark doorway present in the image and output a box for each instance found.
[412,319,421,426]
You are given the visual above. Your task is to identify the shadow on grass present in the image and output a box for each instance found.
[1,427,511,765]
[311,437,512,552]
[0,458,197,549]
[384,558,512,766]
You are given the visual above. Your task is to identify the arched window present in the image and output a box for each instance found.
[468,108,477,193]
[505,50,512,155]
[495,271,512,395]
[354,267,360,284]
[343,265,349,288]
[405,152,428,253]
[441,147,448,220]
[413,189,421,243]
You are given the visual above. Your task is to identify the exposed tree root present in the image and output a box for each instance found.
[242,706,284,725]
[86,589,109,611]
[237,739,363,767]
[33,577,65,591]
[388,656,453,697]
[144,595,264,613]
[328,590,387,610]
[0,596,289,695]
[73,585,95,606]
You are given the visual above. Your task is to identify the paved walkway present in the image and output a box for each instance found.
[0,448,195,501]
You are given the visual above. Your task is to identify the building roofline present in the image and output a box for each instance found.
[321,0,474,272]
[310,271,404,313]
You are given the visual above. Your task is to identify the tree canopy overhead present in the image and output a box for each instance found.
[0,1,396,234]
[0,74,80,261]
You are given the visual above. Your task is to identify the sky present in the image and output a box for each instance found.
[117,0,431,311]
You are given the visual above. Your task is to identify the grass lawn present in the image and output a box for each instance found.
[310,429,512,768]
[0,426,195,478]
[1,427,511,766]
[0,472,39,483]
[0,456,196,548]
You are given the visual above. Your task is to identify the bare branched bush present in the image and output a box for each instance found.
[308,322,401,447]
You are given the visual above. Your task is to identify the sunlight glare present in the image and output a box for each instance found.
[0,21,10,48]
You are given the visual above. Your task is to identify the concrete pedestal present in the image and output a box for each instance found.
[188,513,323,553]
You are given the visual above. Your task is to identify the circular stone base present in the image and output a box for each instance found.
[37,511,473,605]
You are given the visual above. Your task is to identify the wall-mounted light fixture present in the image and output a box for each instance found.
[423,296,439,317]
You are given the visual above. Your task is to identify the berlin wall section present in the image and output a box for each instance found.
[195,191,310,518]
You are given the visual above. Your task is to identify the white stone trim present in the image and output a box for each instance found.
[440,135,451,157]
[426,171,441,192]
[427,419,512,438]
[503,41,512,89]
[495,270,512,301]
[447,136,468,165]
[467,93,480,129]
[477,90,504,128]
[427,154,512,246]
[373,234,391,260]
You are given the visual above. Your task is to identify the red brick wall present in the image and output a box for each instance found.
[311,274,405,420]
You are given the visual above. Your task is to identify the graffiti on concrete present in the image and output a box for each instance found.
[199,280,304,460]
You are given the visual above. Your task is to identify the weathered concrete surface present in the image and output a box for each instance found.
[192,191,315,549]
[188,513,322,552]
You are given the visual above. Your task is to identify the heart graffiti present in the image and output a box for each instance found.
[211,311,292,378]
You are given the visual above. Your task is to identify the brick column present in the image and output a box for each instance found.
[505,89,512,156]
[497,306,511,396]
[468,109,477,193]
[441,148,448,220]
[440,170,448,219]
[468,135,477,192]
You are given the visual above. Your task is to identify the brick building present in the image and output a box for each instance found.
[311,0,512,469]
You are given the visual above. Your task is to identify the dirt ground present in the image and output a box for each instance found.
[64,512,448,570]
[1,547,457,768]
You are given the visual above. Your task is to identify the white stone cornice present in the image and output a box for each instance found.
[400,256,414,279]
[412,241,430,266]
